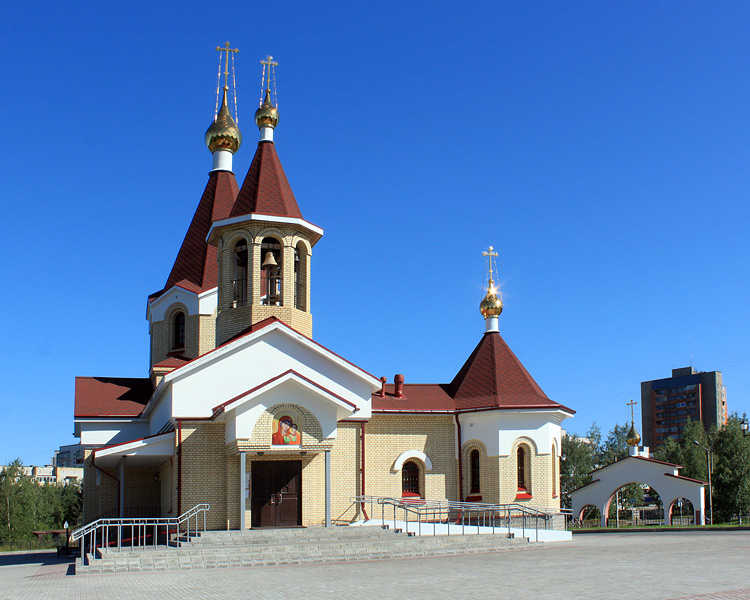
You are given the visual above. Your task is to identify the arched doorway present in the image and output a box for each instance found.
[669,498,695,526]
[603,482,662,528]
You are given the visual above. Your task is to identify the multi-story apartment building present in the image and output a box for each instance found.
[641,367,728,447]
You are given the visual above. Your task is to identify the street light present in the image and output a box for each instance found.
[694,440,713,525]
[740,417,750,438]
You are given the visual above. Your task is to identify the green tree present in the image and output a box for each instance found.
[678,418,711,481]
[0,459,35,542]
[561,434,596,508]
[600,422,630,465]
[653,435,682,466]
[711,414,750,523]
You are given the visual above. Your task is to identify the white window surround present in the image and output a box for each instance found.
[147,286,217,324]
[392,450,433,472]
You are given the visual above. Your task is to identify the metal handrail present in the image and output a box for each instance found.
[70,503,210,563]
[353,496,558,542]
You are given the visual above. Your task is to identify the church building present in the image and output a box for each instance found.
[74,55,574,529]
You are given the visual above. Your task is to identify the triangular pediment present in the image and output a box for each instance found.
[144,319,380,428]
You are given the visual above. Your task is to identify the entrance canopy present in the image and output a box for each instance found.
[92,432,175,467]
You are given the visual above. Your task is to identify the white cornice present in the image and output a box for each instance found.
[206,213,324,245]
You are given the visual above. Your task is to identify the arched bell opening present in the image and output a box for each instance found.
[232,239,249,308]
[260,237,283,306]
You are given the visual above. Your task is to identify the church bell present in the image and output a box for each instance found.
[262,251,278,270]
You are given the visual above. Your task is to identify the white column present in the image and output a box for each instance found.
[325,450,331,527]
[118,459,125,518]
[239,452,246,530]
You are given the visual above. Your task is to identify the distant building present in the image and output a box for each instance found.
[641,367,728,447]
[52,443,85,468]
[14,465,83,485]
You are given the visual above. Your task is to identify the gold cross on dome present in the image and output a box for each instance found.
[482,246,498,281]
[260,55,278,89]
[627,398,638,422]
[216,42,239,89]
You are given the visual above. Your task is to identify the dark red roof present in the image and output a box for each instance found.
[151,170,238,300]
[373,384,456,412]
[230,142,303,219]
[372,332,574,414]
[151,355,192,369]
[448,332,569,411]
[75,377,153,418]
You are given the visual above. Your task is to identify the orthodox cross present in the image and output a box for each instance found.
[482,246,498,282]
[260,55,278,93]
[627,398,638,423]
[216,42,239,89]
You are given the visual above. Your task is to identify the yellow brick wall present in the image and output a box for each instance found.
[82,451,118,523]
[363,415,457,501]
[150,306,217,368]
[179,421,227,529]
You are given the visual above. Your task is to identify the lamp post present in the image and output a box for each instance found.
[740,417,750,438]
[694,440,713,525]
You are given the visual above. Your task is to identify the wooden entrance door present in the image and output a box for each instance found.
[251,461,302,528]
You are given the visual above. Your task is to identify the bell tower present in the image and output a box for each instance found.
[208,57,323,344]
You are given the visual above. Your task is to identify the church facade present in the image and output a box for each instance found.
[74,68,574,530]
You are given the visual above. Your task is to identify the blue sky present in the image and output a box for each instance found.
[2,2,749,465]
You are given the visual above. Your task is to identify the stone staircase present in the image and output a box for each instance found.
[76,525,541,574]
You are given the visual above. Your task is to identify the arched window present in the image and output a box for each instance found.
[402,461,420,497]
[260,237,282,306]
[517,446,526,491]
[172,312,185,350]
[233,240,248,307]
[470,449,480,494]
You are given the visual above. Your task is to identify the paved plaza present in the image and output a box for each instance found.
[1,531,749,599]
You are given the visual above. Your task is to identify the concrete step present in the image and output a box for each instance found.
[77,526,540,574]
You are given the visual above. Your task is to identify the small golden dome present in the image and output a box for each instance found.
[626,422,641,447]
[255,88,279,130]
[480,281,503,319]
[205,88,242,154]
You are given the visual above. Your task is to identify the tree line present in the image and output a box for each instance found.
[561,413,750,523]
[0,459,82,542]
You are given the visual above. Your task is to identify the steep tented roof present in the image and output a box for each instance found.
[230,141,303,219]
[152,170,238,299]
[372,332,574,414]
[75,377,153,418]
[449,332,566,411]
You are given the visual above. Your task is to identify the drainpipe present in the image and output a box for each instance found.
[177,419,182,516]
[91,452,120,517]
[360,422,369,520]
[455,413,464,502]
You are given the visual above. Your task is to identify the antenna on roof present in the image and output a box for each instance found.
[689,335,693,369]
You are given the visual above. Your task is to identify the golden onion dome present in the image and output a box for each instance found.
[205,88,242,154]
[479,282,504,319]
[626,422,641,447]
[255,88,279,130]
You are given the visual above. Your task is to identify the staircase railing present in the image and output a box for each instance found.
[353,496,557,542]
[70,503,210,563]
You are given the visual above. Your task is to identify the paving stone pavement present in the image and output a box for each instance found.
[1,531,749,599]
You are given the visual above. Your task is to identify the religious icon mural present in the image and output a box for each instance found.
[272,414,301,445]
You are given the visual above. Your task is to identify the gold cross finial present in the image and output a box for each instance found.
[482,246,499,283]
[627,398,638,423]
[216,42,239,89]
[260,55,278,90]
